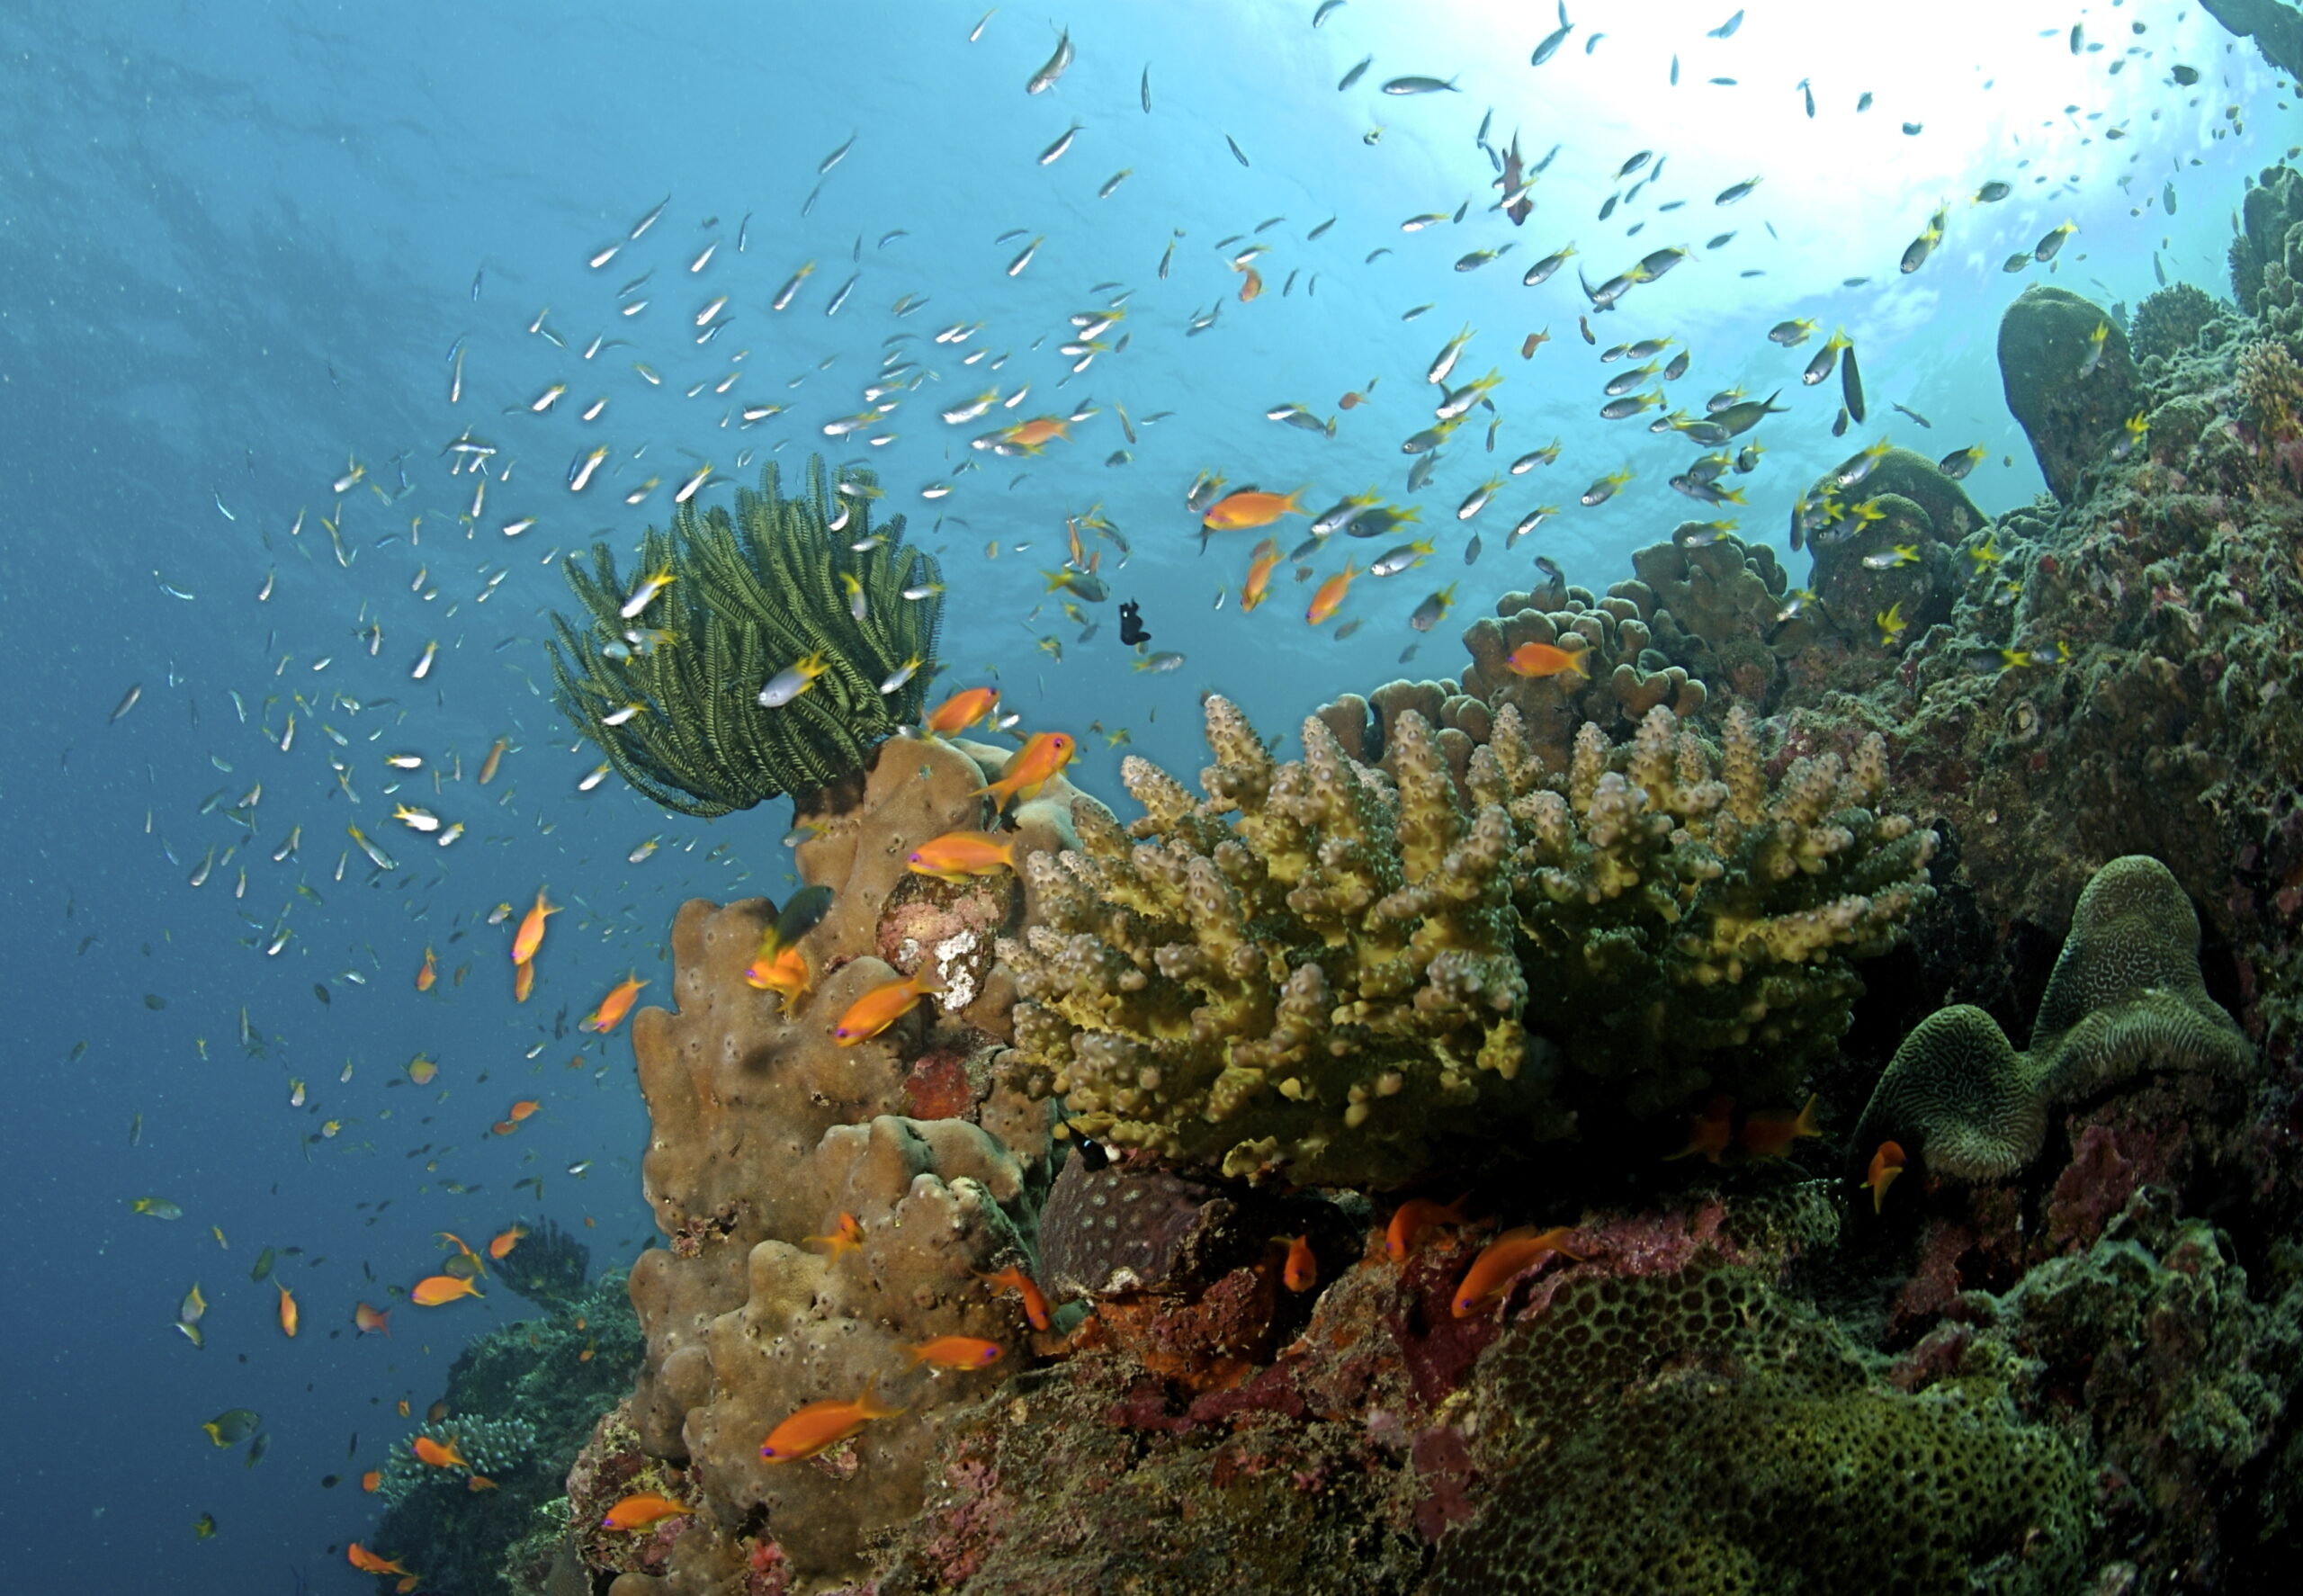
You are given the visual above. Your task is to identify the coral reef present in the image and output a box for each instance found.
[498,1216,592,1311]
[2231,160,2303,336]
[1006,693,1932,1185]
[1856,856,2253,1179]
[372,1269,643,1595]
[547,457,945,817]
[2130,282,2228,366]
[1998,284,2143,501]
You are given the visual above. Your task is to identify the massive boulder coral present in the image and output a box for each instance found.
[1005,693,1934,1186]
[1998,284,2143,502]
[1854,856,2252,1180]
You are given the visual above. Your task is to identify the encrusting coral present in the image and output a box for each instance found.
[1854,855,2252,1180]
[547,456,944,817]
[1005,693,1934,1186]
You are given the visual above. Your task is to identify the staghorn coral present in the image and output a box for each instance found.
[1428,1257,2090,1594]
[1854,856,2252,1179]
[1998,284,2144,502]
[1005,694,1933,1186]
[546,456,944,817]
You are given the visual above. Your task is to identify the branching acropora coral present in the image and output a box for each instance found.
[547,457,943,816]
[1004,695,1935,1185]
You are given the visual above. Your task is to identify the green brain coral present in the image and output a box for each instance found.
[1854,855,2253,1179]
[547,456,943,817]
[1004,694,1934,1186]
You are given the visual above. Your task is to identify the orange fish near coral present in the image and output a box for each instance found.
[1867,1140,1908,1214]
[1305,561,1359,625]
[924,686,1000,738]
[467,1475,497,1492]
[976,731,1077,812]
[906,830,1017,883]
[488,1225,527,1261]
[411,1274,485,1307]
[1000,415,1071,453]
[346,1543,416,1586]
[904,1334,1004,1371]
[1280,1234,1318,1293]
[582,973,649,1034]
[1201,487,1306,533]
[803,1212,865,1260]
[1662,1094,1734,1164]
[1451,1224,1583,1318]
[514,957,536,1004]
[602,1493,694,1531]
[832,969,945,1045]
[415,946,437,992]
[354,1302,391,1337]
[747,943,811,1010]
[1505,641,1591,679]
[277,1283,299,1338]
[360,1470,382,1493]
[1239,537,1283,613]
[413,1434,469,1470]
[1385,1194,1473,1262]
[510,888,557,964]
[978,1263,1052,1331]
[1740,1094,1824,1160]
[758,1387,907,1464]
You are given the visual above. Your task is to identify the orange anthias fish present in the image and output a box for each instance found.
[1505,641,1591,679]
[360,1469,382,1493]
[467,1475,498,1492]
[1521,328,1551,357]
[488,1224,528,1261]
[1451,1224,1584,1318]
[1001,415,1071,453]
[1305,561,1359,625]
[1236,263,1264,302]
[354,1302,391,1337]
[758,1387,907,1464]
[507,1099,541,1123]
[1384,1194,1474,1262]
[1740,1094,1824,1160]
[978,1264,1052,1331]
[411,1274,486,1307]
[1201,487,1306,533]
[583,973,649,1034]
[1239,537,1283,613]
[602,1493,694,1531]
[803,1212,865,1260]
[1867,1140,1908,1213]
[510,888,558,964]
[904,1334,1004,1371]
[478,737,508,785]
[277,1283,299,1338]
[513,957,537,1004]
[747,943,811,1009]
[976,731,1077,811]
[833,969,945,1045]
[906,830,1017,883]
[924,686,1000,738]
[346,1543,414,1578]
[437,1231,487,1272]
[1663,1095,1735,1164]
[1280,1234,1318,1293]
[413,1434,469,1470]
[415,946,437,992]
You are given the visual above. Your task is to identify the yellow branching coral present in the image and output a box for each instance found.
[1007,695,1547,1187]
[1003,695,1937,1186]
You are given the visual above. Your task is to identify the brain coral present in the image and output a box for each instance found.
[1004,694,1934,1187]
[1428,1258,2090,1594]
[1854,855,2252,1180]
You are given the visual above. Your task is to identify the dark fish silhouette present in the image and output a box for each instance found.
[1119,600,1151,647]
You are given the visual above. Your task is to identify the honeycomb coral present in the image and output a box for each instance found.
[1854,856,2253,1180]
[1428,1258,2090,1595]
[1004,695,1935,1186]
[2129,282,2227,365]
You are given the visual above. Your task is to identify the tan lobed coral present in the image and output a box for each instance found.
[610,733,1087,1592]
[1853,855,2253,1180]
[1003,694,1936,1188]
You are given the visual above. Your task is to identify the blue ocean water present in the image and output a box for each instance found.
[0,1,2283,1587]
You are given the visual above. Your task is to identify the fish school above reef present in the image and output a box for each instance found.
[457,160,2303,1596]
